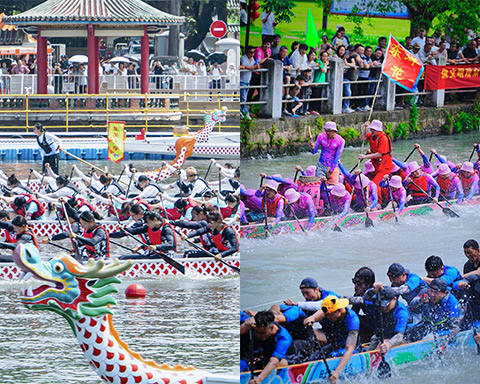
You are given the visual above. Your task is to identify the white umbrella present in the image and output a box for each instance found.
[69,55,89,63]
[110,56,131,63]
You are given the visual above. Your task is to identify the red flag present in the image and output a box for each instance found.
[382,35,424,92]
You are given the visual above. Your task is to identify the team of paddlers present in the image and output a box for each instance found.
[0,159,240,262]
[240,120,480,230]
[241,239,480,384]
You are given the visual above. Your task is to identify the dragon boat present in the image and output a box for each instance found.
[240,325,480,384]
[12,244,237,384]
[240,195,480,239]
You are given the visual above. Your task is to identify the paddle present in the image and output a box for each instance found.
[349,159,364,174]
[88,167,94,190]
[116,166,125,183]
[260,176,271,237]
[429,152,434,162]
[403,147,416,163]
[46,241,72,253]
[217,170,221,206]
[125,171,135,198]
[68,166,74,181]
[172,228,240,273]
[310,333,332,377]
[321,181,342,232]
[205,161,213,179]
[61,201,82,262]
[293,169,299,183]
[285,203,306,233]
[357,175,374,228]
[376,292,392,378]
[408,180,459,218]
[110,239,140,254]
[110,197,185,274]
[386,179,399,223]
[26,168,33,186]
[469,146,477,162]
[156,162,166,183]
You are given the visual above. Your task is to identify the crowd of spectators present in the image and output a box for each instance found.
[240,24,480,119]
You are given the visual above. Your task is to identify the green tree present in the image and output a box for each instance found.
[261,0,297,23]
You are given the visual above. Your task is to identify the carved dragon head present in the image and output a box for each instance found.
[13,244,133,335]
[205,107,228,124]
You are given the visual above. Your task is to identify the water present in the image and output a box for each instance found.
[241,133,480,382]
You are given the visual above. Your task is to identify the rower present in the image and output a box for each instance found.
[118,210,176,260]
[71,165,103,193]
[256,180,286,226]
[349,171,378,212]
[259,173,297,194]
[184,167,212,198]
[173,206,219,258]
[325,183,351,218]
[240,311,292,384]
[460,239,480,279]
[283,188,316,231]
[4,174,33,196]
[205,211,239,259]
[211,159,240,196]
[310,121,345,185]
[379,175,407,214]
[363,286,408,353]
[98,174,125,197]
[304,296,360,384]
[0,215,39,260]
[38,174,80,198]
[405,278,460,342]
[405,161,440,205]
[42,199,83,249]
[435,163,463,204]
[0,194,45,220]
[358,120,393,205]
[128,175,164,200]
[458,162,479,202]
[421,255,462,290]
[69,211,110,260]
[240,185,263,218]
[220,194,246,224]
[67,196,103,220]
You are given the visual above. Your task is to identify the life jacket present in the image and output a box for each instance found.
[76,196,97,214]
[102,180,125,196]
[198,231,218,252]
[461,173,473,195]
[369,132,392,166]
[36,133,53,154]
[262,193,286,216]
[220,204,239,219]
[437,174,456,195]
[83,225,110,259]
[11,229,39,249]
[147,223,177,251]
[410,174,429,199]
[4,228,14,243]
[211,225,239,252]
[165,202,196,220]
[131,197,151,211]
[12,194,45,220]
[193,176,212,197]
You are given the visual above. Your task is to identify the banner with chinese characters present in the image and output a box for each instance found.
[107,121,126,163]
[382,35,424,92]
[424,65,480,90]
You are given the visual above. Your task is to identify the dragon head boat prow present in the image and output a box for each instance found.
[13,244,232,384]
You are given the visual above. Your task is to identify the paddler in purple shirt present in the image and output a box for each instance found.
[310,121,345,185]
[405,161,440,205]
[434,163,463,204]
[240,185,263,213]
[349,171,378,212]
[379,175,407,214]
[284,188,316,230]
[255,180,286,225]
[259,173,297,194]
[458,161,479,201]
[326,183,352,218]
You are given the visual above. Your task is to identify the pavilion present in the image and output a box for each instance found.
[2,0,184,94]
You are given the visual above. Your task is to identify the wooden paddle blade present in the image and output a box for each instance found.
[377,360,391,379]
[158,253,185,274]
[442,207,460,218]
[333,224,342,232]
[365,217,374,228]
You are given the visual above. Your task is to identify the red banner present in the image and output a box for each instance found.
[424,64,480,90]
[382,35,424,92]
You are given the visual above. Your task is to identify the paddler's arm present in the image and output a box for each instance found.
[275,198,285,226]
[369,183,378,210]
[305,197,317,231]
[330,330,358,383]
[454,177,464,204]
[337,162,351,181]
[425,174,440,200]
[392,158,408,170]
[310,134,321,154]
[218,227,239,258]
[466,173,479,201]
[338,194,351,218]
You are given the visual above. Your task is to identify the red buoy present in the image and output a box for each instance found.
[125,283,147,298]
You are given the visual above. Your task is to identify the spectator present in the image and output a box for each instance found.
[447,42,464,64]
[307,50,319,71]
[53,62,63,94]
[60,55,69,72]
[239,46,258,118]
[249,39,272,102]
[288,41,299,58]
[432,40,448,59]
[12,59,29,75]
[357,45,373,111]
[368,48,384,102]
[127,62,139,89]
[270,34,282,56]
[332,26,350,49]
[0,61,9,94]
[342,45,357,113]
[272,45,293,101]
[209,62,223,89]
[412,28,427,50]
[116,62,127,89]
[290,43,309,77]
[433,28,444,46]
[261,9,277,43]
[298,69,313,115]
[311,50,329,114]
[376,36,387,54]
[240,0,248,27]
[319,34,331,52]
[411,43,421,57]
[462,40,478,64]
[426,36,438,52]
[197,60,207,76]
[404,36,413,51]
[418,42,435,65]
[151,60,165,89]
[186,57,198,75]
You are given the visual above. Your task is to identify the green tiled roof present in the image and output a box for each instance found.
[3,0,184,26]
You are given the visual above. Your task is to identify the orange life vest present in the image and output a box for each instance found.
[410,174,429,199]
[147,223,177,251]
[437,174,457,195]
[262,193,286,216]
[211,225,239,252]
[83,225,110,259]
[12,194,45,220]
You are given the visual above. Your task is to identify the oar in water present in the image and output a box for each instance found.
[125,171,135,198]
[68,166,75,181]
[46,241,72,253]
[321,181,342,232]
[376,292,392,378]
[357,175,374,228]
[110,239,140,254]
[285,203,306,233]
[310,333,332,378]
[116,166,125,183]
[403,147,416,163]
[293,169,299,183]
[408,180,459,218]
[386,179,399,223]
[172,228,240,273]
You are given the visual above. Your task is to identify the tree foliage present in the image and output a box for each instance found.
[261,0,297,24]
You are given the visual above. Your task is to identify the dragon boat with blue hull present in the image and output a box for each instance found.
[240,195,479,239]
[241,326,480,384]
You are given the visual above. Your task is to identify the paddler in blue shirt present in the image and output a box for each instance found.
[240,311,292,384]
[421,255,462,291]
[304,296,360,384]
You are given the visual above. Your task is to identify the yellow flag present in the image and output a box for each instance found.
[107,121,126,163]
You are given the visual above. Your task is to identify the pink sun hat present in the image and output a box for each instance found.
[461,161,474,173]
[389,175,403,189]
[355,174,370,189]
[324,121,338,131]
[265,179,279,192]
[391,162,400,173]
[407,161,421,174]
[284,188,300,203]
[368,120,383,131]
[364,161,375,173]
[331,183,346,197]
[338,174,345,183]
[306,165,316,176]
[437,163,451,175]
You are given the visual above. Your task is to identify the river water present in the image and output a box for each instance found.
[0,158,240,383]
[241,133,480,383]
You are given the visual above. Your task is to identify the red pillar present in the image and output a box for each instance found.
[140,26,150,94]
[87,24,97,94]
[37,27,48,94]
[94,34,99,93]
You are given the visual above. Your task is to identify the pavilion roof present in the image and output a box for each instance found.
[2,0,184,26]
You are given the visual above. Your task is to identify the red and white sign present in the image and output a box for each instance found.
[210,20,227,39]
